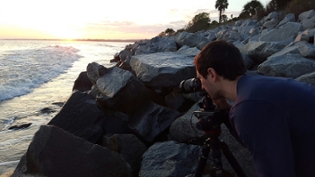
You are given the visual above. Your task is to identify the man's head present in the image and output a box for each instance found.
[194,40,246,100]
[194,40,246,81]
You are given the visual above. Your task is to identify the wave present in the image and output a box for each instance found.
[0,45,82,101]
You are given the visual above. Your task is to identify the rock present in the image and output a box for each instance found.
[40,107,56,114]
[243,41,285,64]
[86,62,107,84]
[102,134,147,177]
[128,101,180,143]
[134,37,177,55]
[169,101,204,143]
[262,19,279,29]
[295,29,315,43]
[48,91,105,143]
[175,32,205,48]
[266,11,279,21]
[95,66,164,115]
[139,141,201,177]
[119,49,133,62]
[101,108,130,135]
[298,10,315,22]
[129,52,196,89]
[8,123,32,130]
[278,13,295,27]
[72,71,93,92]
[177,46,200,56]
[297,41,315,58]
[259,22,302,42]
[11,125,132,177]
[301,16,315,30]
[258,54,315,78]
[296,71,315,86]
[165,91,195,112]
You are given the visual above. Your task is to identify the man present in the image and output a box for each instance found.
[194,40,315,177]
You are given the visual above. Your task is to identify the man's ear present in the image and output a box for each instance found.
[207,68,219,81]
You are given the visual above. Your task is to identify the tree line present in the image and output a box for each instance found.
[159,0,314,36]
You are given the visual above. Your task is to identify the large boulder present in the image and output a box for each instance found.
[86,62,107,84]
[278,13,295,27]
[258,54,315,78]
[139,141,201,177]
[129,52,196,89]
[169,101,204,143]
[102,134,147,177]
[95,66,164,115]
[298,10,315,22]
[48,91,105,143]
[72,71,93,92]
[128,101,180,143]
[242,41,285,64]
[259,22,302,43]
[134,36,177,55]
[12,125,132,177]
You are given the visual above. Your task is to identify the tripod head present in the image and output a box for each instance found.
[193,96,228,138]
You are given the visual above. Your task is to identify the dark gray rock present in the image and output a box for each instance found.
[139,141,201,177]
[8,123,32,130]
[134,37,177,55]
[296,71,315,86]
[298,41,315,58]
[101,108,130,135]
[278,13,295,27]
[86,62,107,84]
[258,54,315,78]
[72,71,93,92]
[243,41,285,64]
[298,10,315,22]
[48,91,105,143]
[95,66,165,115]
[102,134,147,177]
[129,52,196,89]
[128,101,180,143]
[177,46,200,56]
[11,125,132,177]
[259,22,302,42]
[169,101,204,143]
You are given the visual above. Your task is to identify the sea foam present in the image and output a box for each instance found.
[0,45,81,101]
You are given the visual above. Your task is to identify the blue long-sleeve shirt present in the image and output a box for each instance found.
[229,74,315,177]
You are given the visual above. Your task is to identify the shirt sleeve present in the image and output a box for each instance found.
[230,100,295,177]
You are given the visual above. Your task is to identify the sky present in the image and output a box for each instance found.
[0,0,266,40]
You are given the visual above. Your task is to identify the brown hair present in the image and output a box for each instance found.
[194,40,246,80]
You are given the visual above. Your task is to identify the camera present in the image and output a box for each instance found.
[179,78,228,132]
[179,78,202,93]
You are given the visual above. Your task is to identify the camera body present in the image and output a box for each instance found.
[179,78,228,132]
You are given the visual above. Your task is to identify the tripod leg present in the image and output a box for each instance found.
[194,146,210,177]
[212,145,224,177]
[219,141,247,177]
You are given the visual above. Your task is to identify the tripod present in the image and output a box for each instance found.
[194,130,247,177]
[193,96,247,177]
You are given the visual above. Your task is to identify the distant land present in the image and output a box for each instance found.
[1,38,142,42]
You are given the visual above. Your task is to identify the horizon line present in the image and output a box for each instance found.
[0,38,145,42]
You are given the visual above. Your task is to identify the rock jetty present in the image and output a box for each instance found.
[11,10,315,177]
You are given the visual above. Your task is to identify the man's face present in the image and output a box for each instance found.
[196,69,222,100]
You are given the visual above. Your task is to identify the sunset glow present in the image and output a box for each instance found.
[0,0,265,40]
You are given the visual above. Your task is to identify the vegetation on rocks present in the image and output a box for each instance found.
[159,0,315,36]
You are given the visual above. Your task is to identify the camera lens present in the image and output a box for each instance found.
[179,78,202,93]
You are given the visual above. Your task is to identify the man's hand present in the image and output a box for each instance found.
[212,97,231,110]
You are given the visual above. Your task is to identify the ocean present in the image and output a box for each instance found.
[0,39,131,174]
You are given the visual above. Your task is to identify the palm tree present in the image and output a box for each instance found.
[215,0,229,23]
